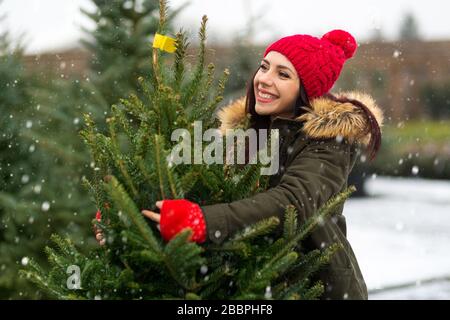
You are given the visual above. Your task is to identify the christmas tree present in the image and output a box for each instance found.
[21,0,356,300]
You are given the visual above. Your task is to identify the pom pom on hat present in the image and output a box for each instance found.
[321,29,357,59]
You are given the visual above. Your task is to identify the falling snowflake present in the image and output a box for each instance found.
[264,286,272,299]
[21,257,29,266]
[41,201,50,212]
[21,175,30,184]
[395,222,404,231]
[393,50,402,58]
[200,265,208,275]
[33,184,42,194]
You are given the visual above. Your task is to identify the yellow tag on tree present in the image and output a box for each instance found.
[152,33,176,53]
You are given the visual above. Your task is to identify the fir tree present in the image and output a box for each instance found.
[0,27,39,299]
[21,0,355,300]
[0,21,97,298]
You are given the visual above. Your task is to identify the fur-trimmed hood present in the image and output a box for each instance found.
[216,91,384,146]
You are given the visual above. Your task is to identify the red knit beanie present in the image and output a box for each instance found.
[263,29,357,99]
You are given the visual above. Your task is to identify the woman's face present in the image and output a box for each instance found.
[253,51,300,119]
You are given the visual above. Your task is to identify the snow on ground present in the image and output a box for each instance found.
[369,279,450,300]
[344,176,450,299]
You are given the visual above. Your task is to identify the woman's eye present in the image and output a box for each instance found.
[260,64,268,70]
[280,72,289,78]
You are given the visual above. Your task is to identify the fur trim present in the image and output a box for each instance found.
[216,91,384,146]
[217,96,250,135]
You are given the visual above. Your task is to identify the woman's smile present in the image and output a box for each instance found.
[256,88,279,103]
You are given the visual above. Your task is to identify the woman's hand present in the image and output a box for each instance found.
[141,200,163,230]
[93,210,106,246]
[93,202,163,247]
[143,199,207,243]
[94,199,206,245]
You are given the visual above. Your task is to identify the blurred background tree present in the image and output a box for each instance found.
[420,81,450,120]
[0,24,45,298]
[0,0,182,298]
[399,12,421,41]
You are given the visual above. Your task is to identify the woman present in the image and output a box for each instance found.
[95,29,384,300]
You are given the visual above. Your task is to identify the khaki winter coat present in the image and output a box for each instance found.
[200,91,384,300]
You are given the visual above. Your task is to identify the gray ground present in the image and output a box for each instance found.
[344,176,450,300]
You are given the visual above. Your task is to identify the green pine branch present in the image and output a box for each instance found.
[103,175,162,253]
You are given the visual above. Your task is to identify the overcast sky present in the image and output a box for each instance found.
[1,0,450,54]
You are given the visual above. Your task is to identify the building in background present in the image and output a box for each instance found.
[22,39,450,123]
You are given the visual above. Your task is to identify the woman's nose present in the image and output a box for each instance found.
[258,71,274,87]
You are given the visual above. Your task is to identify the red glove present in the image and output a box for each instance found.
[159,199,207,243]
